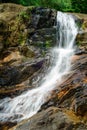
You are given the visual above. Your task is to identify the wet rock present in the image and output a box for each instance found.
[11,107,87,130]
[0,122,17,130]
[72,84,87,115]
[30,7,56,29]
[64,59,87,116]
[28,28,56,49]
[0,58,47,98]
[40,54,87,124]
[76,31,87,49]
[0,42,3,52]
[27,7,57,50]
[19,45,35,57]
[75,47,87,55]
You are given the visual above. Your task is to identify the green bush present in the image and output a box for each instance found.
[71,0,87,13]
[0,0,72,11]
[1,0,87,13]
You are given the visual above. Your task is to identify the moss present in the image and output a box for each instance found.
[18,34,25,45]
[82,24,85,30]
[82,22,87,30]
[19,7,33,22]
[45,40,52,48]
[0,6,33,47]
[19,11,29,20]
[33,40,52,51]
[76,41,81,46]
[7,11,28,46]
[76,40,87,48]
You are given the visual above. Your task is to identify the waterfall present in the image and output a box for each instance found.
[0,12,78,123]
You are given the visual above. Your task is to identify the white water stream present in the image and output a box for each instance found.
[0,12,78,122]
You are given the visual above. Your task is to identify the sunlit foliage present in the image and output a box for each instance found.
[0,0,87,13]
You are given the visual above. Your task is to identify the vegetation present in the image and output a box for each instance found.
[0,0,87,13]
[71,0,87,13]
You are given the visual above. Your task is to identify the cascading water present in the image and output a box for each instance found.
[0,12,78,123]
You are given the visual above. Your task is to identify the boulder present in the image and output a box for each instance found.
[11,107,87,130]
[41,54,87,125]
[74,13,87,53]
[0,4,57,98]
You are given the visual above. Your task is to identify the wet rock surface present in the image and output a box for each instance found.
[41,55,87,111]
[11,54,87,130]
[0,57,48,98]
[11,107,87,130]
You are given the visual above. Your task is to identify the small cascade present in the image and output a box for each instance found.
[0,12,78,122]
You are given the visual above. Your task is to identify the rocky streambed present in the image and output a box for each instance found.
[0,3,87,130]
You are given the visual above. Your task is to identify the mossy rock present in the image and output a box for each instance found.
[72,13,87,49]
[0,4,31,48]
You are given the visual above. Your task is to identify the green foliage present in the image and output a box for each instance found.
[1,0,87,13]
[71,0,87,13]
[19,11,29,19]
[45,41,52,48]
[2,0,73,12]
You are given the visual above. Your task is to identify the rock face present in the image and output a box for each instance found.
[12,53,87,130]
[28,7,56,47]
[11,107,87,130]
[75,13,87,52]
[41,54,87,113]
[0,4,57,52]
[0,4,56,98]
[0,3,87,130]
[0,3,26,50]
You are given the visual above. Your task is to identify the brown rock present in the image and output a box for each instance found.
[0,4,57,99]
[74,13,87,53]
[10,107,87,130]
[41,54,87,123]
[0,57,46,98]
